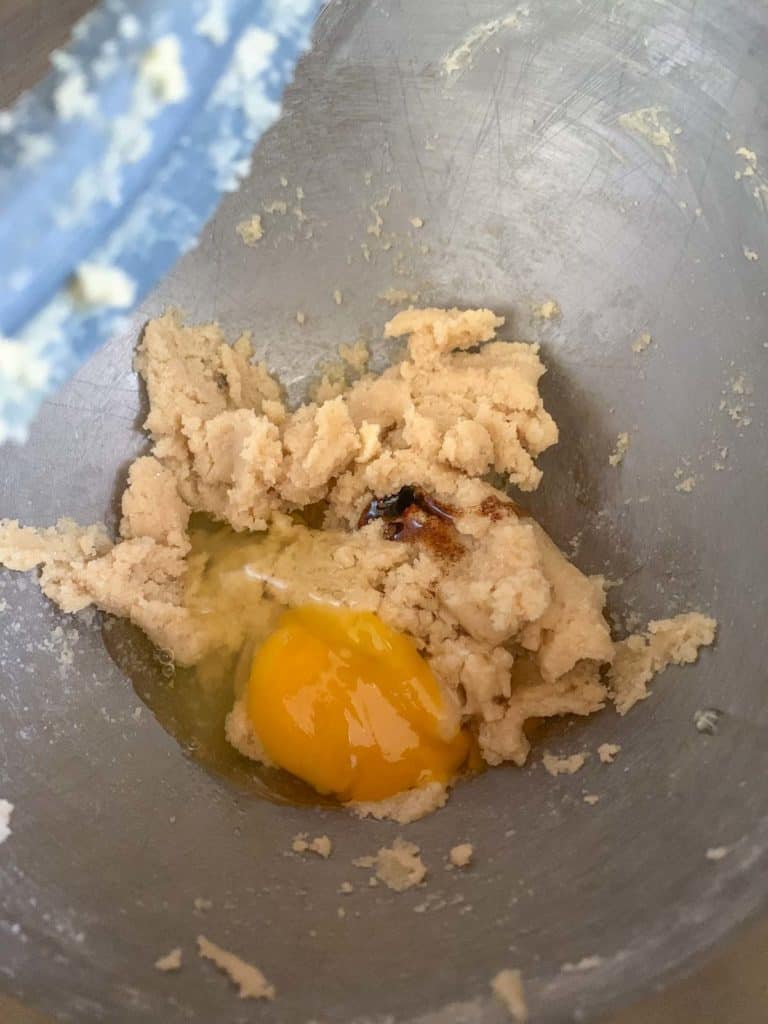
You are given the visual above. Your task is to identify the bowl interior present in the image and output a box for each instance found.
[2,1,768,1022]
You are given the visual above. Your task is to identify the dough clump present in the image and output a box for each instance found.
[0,308,716,820]
[373,838,427,892]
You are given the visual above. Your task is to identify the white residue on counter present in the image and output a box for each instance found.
[140,35,189,104]
[70,263,136,309]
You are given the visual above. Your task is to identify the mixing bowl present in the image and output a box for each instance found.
[1,1,767,1022]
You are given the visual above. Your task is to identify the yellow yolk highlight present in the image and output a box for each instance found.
[246,605,469,802]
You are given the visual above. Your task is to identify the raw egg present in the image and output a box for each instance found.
[246,605,469,802]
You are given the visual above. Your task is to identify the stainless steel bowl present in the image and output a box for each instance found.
[2,2,767,1022]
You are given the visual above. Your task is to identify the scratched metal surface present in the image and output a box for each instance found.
[1,1,768,1023]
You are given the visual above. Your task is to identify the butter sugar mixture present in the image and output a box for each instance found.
[0,308,715,821]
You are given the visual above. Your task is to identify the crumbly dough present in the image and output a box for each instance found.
[491,968,528,1022]
[292,834,333,858]
[542,752,587,777]
[350,782,449,824]
[609,614,717,715]
[155,948,183,972]
[0,307,717,821]
[618,106,680,174]
[597,742,621,764]
[448,843,474,868]
[351,855,377,869]
[197,935,274,1000]
[373,838,427,892]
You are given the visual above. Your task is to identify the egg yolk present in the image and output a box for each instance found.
[246,605,470,802]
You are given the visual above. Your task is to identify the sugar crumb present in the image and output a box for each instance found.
[338,340,369,373]
[706,846,730,861]
[410,216,424,228]
[583,794,600,806]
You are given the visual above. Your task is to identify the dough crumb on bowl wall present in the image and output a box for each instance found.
[373,838,428,892]
[196,935,274,1000]
[0,308,716,821]
[448,842,474,868]
[154,948,183,973]
[292,833,333,858]
[542,752,588,777]
[597,742,621,764]
[492,967,528,1022]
